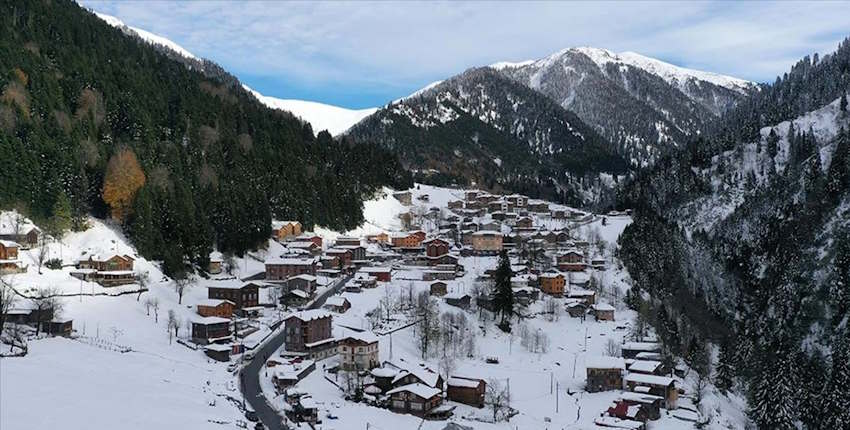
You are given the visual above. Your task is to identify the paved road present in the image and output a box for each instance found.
[240,273,353,430]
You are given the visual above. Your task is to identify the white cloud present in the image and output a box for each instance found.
[80,1,850,106]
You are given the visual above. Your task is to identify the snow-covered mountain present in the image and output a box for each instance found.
[93,10,374,137]
[244,86,376,136]
[494,47,757,165]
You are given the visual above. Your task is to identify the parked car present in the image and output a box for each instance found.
[245,408,258,422]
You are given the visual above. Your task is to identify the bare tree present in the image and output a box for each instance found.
[151,298,160,323]
[167,310,179,344]
[439,354,456,384]
[33,235,49,275]
[0,276,18,331]
[485,378,511,422]
[173,277,193,304]
[416,291,440,359]
[604,338,621,357]
[143,297,154,316]
[223,253,237,275]
[30,287,63,335]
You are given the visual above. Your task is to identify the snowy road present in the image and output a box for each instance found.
[240,273,353,429]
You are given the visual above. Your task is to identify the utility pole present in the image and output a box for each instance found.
[550,372,553,394]
[556,381,559,413]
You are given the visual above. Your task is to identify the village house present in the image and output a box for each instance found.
[591,303,616,321]
[444,292,471,309]
[296,233,323,248]
[607,400,650,424]
[430,281,448,296]
[423,238,450,258]
[352,272,378,288]
[423,270,456,281]
[619,392,663,420]
[265,257,318,280]
[446,376,485,407]
[191,316,231,344]
[272,360,316,391]
[625,373,678,409]
[557,250,587,272]
[284,288,310,307]
[338,245,366,262]
[0,215,40,249]
[566,300,589,318]
[387,384,443,416]
[628,360,664,376]
[622,342,662,359]
[366,232,389,244]
[471,231,502,254]
[447,200,464,210]
[203,343,233,362]
[74,253,136,286]
[360,266,392,282]
[207,283,259,309]
[287,274,318,296]
[515,216,533,229]
[0,240,24,274]
[567,288,596,305]
[526,200,550,213]
[338,331,379,371]
[320,255,340,269]
[389,361,444,391]
[43,319,74,336]
[335,236,361,247]
[287,241,321,255]
[272,221,302,241]
[196,299,235,318]
[586,356,626,392]
[284,310,333,353]
[539,272,566,296]
[324,248,353,268]
[324,296,351,313]
[208,251,223,274]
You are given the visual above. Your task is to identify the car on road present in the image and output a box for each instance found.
[245,407,258,422]
[253,423,265,430]
[244,351,255,361]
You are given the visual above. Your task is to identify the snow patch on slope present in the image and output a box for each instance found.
[94,12,199,61]
[245,86,377,136]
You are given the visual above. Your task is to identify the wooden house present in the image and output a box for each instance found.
[471,231,502,254]
[447,200,464,210]
[361,266,392,282]
[591,303,615,321]
[430,281,448,296]
[627,360,663,376]
[446,376,485,407]
[335,236,361,247]
[43,319,73,336]
[191,316,231,344]
[207,283,259,309]
[622,342,661,359]
[0,219,40,249]
[539,273,566,296]
[265,257,317,280]
[284,310,333,352]
[0,240,24,274]
[338,331,379,371]
[444,292,471,309]
[586,356,625,392]
[387,384,443,416]
[196,299,235,318]
[324,296,351,313]
[204,343,232,362]
[393,191,412,205]
[325,248,353,268]
[272,221,302,240]
[424,238,450,258]
[619,392,663,420]
[625,374,678,409]
[208,251,223,274]
[566,300,589,318]
[557,250,586,272]
[296,233,323,248]
[607,400,650,423]
[288,274,318,296]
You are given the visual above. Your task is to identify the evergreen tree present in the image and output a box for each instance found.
[492,249,514,331]
[766,129,779,160]
[841,90,848,113]
[820,327,850,428]
[830,230,850,326]
[48,191,72,237]
[715,339,735,393]
[825,128,849,203]
[748,333,800,430]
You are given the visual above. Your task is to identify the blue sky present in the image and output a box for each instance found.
[82,1,850,109]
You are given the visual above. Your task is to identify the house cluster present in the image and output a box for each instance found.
[193,282,266,360]
[365,359,485,419]
[279,309,381,368]
[0,213,41,249]
[4,302,73,336]
[71,252,137,287]
[586,342,679,429]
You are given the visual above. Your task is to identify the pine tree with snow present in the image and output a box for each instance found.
[841,90,848,113]
[766,129,779,160]
[748,335,800,430]
[820,327,850,428]
[830,230,850,326]
[825,128,849,204]
[492,249,514,332]
[715,339,735,393]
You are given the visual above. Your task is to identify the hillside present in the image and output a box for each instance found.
[617,38,850,429]
[347,67,630,206]
[0,0,410,275]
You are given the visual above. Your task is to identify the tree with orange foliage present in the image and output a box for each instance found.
[102,148,146,222]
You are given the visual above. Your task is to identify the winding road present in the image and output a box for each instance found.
[240,273,352,430]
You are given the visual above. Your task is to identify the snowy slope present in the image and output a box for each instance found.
[94,12,198,60]
[244,86,377,136]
